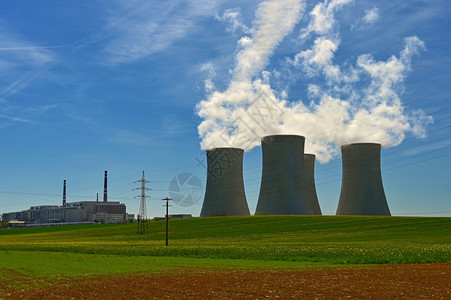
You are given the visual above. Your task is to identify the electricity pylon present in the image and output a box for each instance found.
[134,171,151,234]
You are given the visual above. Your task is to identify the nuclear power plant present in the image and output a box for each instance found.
[200,147,250,217]
[2,171,132,225]
[199,138,393,217]
[336,143,391,216]
[3,140,393,224]
[304,154,322,215]
[256,135,315,215]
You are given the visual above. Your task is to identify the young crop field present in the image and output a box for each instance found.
[0,215,450,297]
[1,216,450,264]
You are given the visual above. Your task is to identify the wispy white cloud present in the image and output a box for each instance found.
[408,109,434,139]
[403,139,451,156]
[363,7,379,24]
[0,30,55,69]
[0,18,61,101]
[160,115,192,137]
[200,62,216,93]
[0,114,35,124]
[0,69,48,98]
[103,0,224,64]
[0,45,66,52]
[233,0,305,82]
[300,0,353,39]
[351,6,379,31]
[0,25,58,126]
[106,129,156,146]
[65,110,160,146]
[215,8,251,35]
[292,37,340,80]
[289,0,355,84]
[0,103,56,128]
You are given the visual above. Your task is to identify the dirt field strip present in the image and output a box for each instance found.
[3,263,451,299]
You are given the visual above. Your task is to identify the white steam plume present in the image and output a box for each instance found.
[197,0,305,150]
[197,0,431,163]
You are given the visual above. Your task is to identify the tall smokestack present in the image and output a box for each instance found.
[336,143,391,216]
[63,180,66,206]
[304,154,322,215]
[256,135,314,215]
[103,170,108,202]
[200,148,250,217]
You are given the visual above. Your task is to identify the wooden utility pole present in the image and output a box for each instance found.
[162,197,172,246]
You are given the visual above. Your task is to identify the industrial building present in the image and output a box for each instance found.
[1,170,131,224]
[200,147,250,217]
[336,143,391,216]
[1,201,128,224]
[256,135,316,215]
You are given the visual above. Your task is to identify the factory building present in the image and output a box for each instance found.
[2,201,127,224]
[2,171,129,224]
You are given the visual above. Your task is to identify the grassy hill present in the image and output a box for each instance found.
[1,215,450,264]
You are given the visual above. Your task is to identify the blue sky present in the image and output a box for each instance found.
[0,0,449,218]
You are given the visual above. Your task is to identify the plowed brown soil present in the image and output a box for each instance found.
[3,263,450,299]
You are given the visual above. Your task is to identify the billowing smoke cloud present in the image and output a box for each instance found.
[197,0,306,150]
[196,0,432,163]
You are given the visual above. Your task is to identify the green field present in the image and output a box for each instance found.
[0,215,450,291]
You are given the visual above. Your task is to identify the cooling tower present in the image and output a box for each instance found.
[200,148,250,217]
[336,143,391,216]
[304,154,322,215]
[256,135,314,215]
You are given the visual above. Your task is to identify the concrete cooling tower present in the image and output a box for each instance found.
[336,143,391,216]
[200,147,250,217]
[304,154,322,215]
[256,135,314,215]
